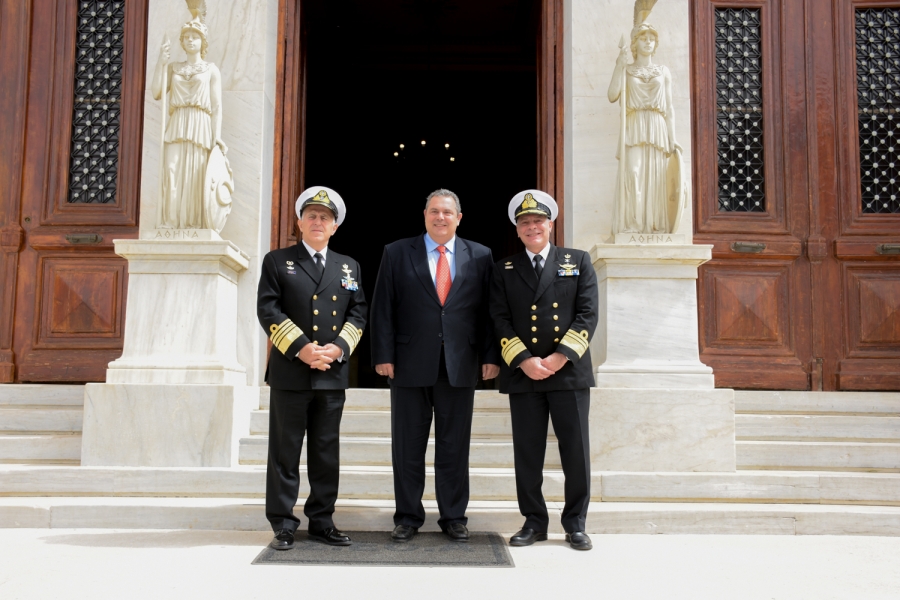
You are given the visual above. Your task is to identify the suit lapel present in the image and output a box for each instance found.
[410,236,442,306]
[513,251,537,291]
[442,238,470,306]
[315,252,342,294]
[295,245,321,283]
[533,245,557,303]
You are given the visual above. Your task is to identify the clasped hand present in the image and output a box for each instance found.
[298,343,342,371]
[521,353,568,381]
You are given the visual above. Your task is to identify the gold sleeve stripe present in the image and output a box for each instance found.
[269,318,304,355]
[338,322,362,355]
[559,329,590,358]
[500,337,527,366]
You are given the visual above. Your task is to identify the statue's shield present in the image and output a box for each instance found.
[667,147,686,234]
[204,146,234,233]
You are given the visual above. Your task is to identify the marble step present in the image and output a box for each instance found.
[734,391,900,415]
[0,434,81,465]
[249,409,519,438]
[237,435,562,468]
[737,441,900,472]
[735,414,900,442]
[3,497,900,535]
[0,407,83,434]
[259,388,509,411]
[0,384,85,407]
[1,466,899,505]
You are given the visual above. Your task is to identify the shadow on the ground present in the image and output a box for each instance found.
[40,530,273,548]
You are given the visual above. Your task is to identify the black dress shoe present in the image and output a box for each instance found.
[566,531,592,551]
[269,529,295,551]
[308,527,352,546]
[442,523,469,542]
[391,524,418,543]
[509,527,548,547]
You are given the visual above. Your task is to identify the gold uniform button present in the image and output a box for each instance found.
[332,296,337,301]
[332,311,337,316]
[531,315,537,321]
[554,338,560,342]
[531,305,537,311]
[332,325,337,331]
[313,295,318,300]
[553,315,559,321]
[555,326,560,332]
[313,310,319,315]
[531,326,537,332]
[532,338,538,343]
[313,340,318,344]
[553,302,559,308]
[312,326,318,331]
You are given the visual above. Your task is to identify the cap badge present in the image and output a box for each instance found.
[521,194,538,210]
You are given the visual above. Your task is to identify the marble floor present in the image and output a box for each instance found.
[0,529,898,599]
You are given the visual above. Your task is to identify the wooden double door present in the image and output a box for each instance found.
[0,1,147,382]
[693,0,900,390]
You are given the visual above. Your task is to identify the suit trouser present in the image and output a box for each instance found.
[390,350,475,529]
[266,388,345,533]
[509,388,591,533]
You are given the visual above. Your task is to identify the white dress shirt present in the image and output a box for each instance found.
[302,240,328,263]
[525,244,551,271]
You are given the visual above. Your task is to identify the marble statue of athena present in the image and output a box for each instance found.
[607,0,684,235]
[151,0,232,231]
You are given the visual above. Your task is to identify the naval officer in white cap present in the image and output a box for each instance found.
[489,190,599,551]
[257,186,367,550]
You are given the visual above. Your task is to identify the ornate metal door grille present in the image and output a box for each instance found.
[856,8,900,214]
[715,8,765,213]
[66,1,125,204]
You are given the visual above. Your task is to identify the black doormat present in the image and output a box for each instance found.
[252,531,514,567]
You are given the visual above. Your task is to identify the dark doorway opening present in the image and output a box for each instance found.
[302,0,540,387]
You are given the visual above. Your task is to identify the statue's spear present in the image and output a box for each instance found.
[616,34,628,233]
[159,34,169,207]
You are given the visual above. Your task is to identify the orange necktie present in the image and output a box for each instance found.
[436,245,451,305]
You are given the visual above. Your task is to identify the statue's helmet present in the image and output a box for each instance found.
[180,17,210,58]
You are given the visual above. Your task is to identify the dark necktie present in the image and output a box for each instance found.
[533,254,543,279]
[314,252,325,281]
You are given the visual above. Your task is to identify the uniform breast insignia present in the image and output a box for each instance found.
[341,264,359,291]
[286,260,296,274]
[505,261,514,269]
[558,254,579,277]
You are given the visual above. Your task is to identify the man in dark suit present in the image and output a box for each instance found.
[257,186,367,550]
[370,189,500,543]
[489,190,598,551]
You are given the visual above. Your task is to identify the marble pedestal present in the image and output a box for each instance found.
[81,236,253,467]
[590,244,714,389]
[588,244,736,472]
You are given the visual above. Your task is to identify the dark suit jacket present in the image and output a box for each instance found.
[370,234,500,388]
[489,245,598,394]
[257,244,367,391]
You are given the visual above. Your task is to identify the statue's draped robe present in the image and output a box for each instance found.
[160,63,214,229]
[614,64,672,234]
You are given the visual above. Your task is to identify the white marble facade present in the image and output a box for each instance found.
[139,0,278,386]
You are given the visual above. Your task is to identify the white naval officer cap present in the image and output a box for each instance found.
[295,186,346,226]
[507,189,558,225]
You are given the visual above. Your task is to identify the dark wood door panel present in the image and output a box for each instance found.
[37,255,126,344]
[0,0,147,383]
[699,260,810,389]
